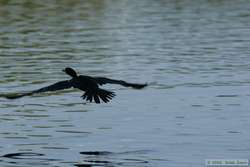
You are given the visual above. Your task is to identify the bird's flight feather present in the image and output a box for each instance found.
[94,77,147,89]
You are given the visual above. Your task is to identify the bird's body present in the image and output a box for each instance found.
[2,67,147,103]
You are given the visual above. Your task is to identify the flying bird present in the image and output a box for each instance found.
[2,67,147,103]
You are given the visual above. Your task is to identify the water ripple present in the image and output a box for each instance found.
[1,0,250,167]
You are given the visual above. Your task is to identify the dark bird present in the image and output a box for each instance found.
[2,67,147,103]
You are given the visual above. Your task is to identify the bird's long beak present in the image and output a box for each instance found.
[62,69,65,72]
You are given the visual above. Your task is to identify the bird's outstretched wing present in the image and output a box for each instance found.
[32,80,73,93]
[94,77,147,89]
[1,80,73,99]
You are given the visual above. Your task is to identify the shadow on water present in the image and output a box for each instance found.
[76,150,150,167]
[1,150,151,167]
[1,152,61,166]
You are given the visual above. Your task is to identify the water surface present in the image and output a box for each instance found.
[1,0,250,166]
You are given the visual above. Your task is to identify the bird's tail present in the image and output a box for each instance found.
[82,88,115,103]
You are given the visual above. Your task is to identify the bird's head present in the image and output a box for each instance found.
[63,67,78,78]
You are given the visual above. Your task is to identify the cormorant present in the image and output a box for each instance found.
[2,67,147,103]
